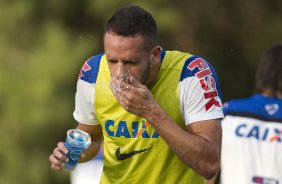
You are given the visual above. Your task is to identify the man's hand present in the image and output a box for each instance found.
[49,142,87,171]
[110,76,157,117]
[49,124,102,171]
[49,142,69,171]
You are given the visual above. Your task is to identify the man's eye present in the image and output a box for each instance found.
[125,61,136,65]
[108,60,117,63]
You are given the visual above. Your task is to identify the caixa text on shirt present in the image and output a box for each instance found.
[104,120,159,138]
[235,123,282,143]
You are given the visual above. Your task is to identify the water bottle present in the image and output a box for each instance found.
[63,129,91,171]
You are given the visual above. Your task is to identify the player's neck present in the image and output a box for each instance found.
[261,90,282,99]
[145,60,161,88]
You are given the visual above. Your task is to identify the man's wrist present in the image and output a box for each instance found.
[143,102,166,124]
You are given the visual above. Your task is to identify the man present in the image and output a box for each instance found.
[49,5,223,183]
[220,43,282,184]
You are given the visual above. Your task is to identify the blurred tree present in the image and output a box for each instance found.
[175,0,282,101]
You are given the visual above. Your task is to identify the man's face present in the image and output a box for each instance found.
[104,32,151,84]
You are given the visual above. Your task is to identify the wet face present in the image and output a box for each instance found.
[104,32,153,85]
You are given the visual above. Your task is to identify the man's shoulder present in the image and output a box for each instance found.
[78,52,105,84]
[223,95,282,122]
[170,52,219,82]
[223,96,253,111]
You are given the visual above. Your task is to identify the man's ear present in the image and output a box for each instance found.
[151,46,161,64]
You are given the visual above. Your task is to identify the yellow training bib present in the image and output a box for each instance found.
[95,51,203,184]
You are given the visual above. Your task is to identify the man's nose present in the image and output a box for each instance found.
[116,62,129,77]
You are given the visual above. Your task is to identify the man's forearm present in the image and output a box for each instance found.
[76,123,103,163]
[144,105,221,179]
[79,141,101,163]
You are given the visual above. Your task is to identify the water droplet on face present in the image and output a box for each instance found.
[117,75,129,93]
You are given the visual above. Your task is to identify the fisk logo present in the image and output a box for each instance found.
[187,58,220,111]
[235,123,282,143]
[105,120,159,138]
[78,61,91,79]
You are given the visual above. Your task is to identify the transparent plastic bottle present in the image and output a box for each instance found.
[63,129,91,171]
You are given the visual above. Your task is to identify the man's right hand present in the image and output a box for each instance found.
[49,142,69,171]
[49,124,103,170]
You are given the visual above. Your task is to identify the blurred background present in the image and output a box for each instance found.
[0,0,281,183]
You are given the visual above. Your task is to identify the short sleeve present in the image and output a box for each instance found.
[179,56,224,125]
[73,79,99,125]
[73,53,104,125]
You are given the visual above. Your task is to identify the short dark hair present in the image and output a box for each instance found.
[104,5,158,50]
[255,43,282,97]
